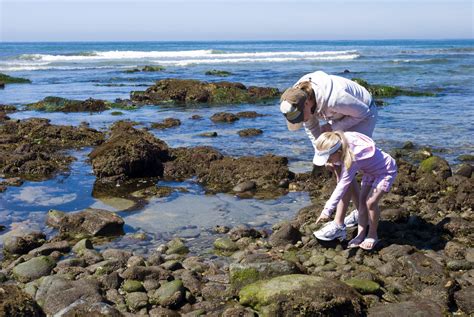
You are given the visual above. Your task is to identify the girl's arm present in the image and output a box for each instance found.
[321,164,358,216]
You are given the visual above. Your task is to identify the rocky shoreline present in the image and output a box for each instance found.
[0,78,472,316]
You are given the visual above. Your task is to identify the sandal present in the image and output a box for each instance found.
[359,237,379,251]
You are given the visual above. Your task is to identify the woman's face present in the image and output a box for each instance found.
[303,98,316,121]
[328,150,342,164]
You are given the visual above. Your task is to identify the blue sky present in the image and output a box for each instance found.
[1,0,472,41]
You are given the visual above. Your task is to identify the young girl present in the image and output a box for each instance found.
[312,131,397,250]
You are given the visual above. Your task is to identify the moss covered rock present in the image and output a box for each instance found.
[130,78,279,105]
[150,280,185,308]
[418,156,452,179]
[230,261,299,290]
[214,237,239,253]
[205,70,232,77]
[0,73,31,84]
[344,278,381,294]
[13,256,56,282]
[142,65,165,72]
[25,96,126,112]
[239,274,363,316]
[352,78,435,98]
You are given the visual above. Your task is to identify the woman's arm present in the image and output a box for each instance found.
[330,93,371,131]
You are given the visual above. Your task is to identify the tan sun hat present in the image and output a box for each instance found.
[280,87,307,131]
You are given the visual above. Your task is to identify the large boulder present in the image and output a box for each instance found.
[130,79,279,105]
[418,156,452,180]
[239,274,363,316]
[25,96,114,112]
[89,121,169,183]
[35,275,103,315]
[48,208,124,239]
[3,231,46,255]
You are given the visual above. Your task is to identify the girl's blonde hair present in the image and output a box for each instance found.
[296,81,315,105]
[315,131,354,170]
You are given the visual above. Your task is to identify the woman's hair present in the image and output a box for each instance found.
[315,131,354,170]
[296,81,315,104]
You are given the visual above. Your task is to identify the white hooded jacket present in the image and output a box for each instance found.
[296,71,374,149]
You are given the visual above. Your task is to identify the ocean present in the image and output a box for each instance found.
[0,40,473,252]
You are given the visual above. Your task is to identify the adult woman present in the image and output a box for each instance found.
[280,70,378,241]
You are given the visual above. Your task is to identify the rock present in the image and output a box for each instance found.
[180,270,202,296]
[190,114,202,120]
[367,299,444,316]
[89,121,169,182]
[447,260,472,271]
[72,238,93,253]
[210,112,239,123]
[455,163,473,178]
[205,70,232,77]
[214,237,239,252]
[122,280,144,292]
[380,208,409,223]
[0,284,43,317]
[465,248,474,262]
[228,225,262,241]
[142,65,165,72]
[151,118,181,129]
[418,156,452,180]
[379,244,415,262]
[439,217,473,236]
[150,280,185,308]
[101,271,122,290]
[0,72,31,84]
[12,256,56,282]
[120,265,170,281]
[3,231,46,255]
[235,111,264,118]
[126,292,149,311]
[230,261,300,290]
[232,180,256,193]
[127,255,146,267]
[444,241,466,260]
[454,285,474,315]
[237,128,263,137]
[130,78,279,105]
[25,96,116,112]
[458,154,474,162]
[352,78,435,98]
[55,208,124,238]
[35,276,103,315]
[28,240,70,256]
[269,222,301,247]
[46,209,67,228]
[344,278,381,294]
[198,131,218,137]
[166,238,189,255]
[239,274,363,316]
[102,248,133,264]
[149,307,181,317]
[54,301,122,317]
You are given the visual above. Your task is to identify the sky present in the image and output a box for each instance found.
[0,0,472,41]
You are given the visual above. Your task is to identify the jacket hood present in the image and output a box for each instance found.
[345,131,376,160]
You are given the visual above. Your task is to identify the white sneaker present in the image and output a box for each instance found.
[313,221,346,241]
[344,209,359,228]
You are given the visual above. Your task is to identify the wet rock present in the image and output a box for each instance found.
[0,104,17,112]
[54,208,124,238]
[28,240,70,256]
[239,274,362,316]
[130,78,279,105]
[89,121,169,182]
[458,154,474,162]
[25,96,117,112]
[127,255,146,267]
[344,278,381,295]
[367,299,444,316]
[199,131,219,138]
[205,70,232,77]
[180,270,202,296]
[0,284,43,317]
[235,111,264,118]
[126,292,149,311]
[214,237,239,252]
[149,307,181,317]
[210,112,239,123]
[230,260,299,290]
[455,163,473,178]
[269,222,301,247]
[150,280,185,308]
[0,72,31,84]
[151,118,181,129]
[12,256,56,282]
[380,208,409,223]
[352,77,435,98]
[55,301,122,317]
[232,180,256,193]
[418,156,452,180]
[3,231,46,255]
[228,225,262,241]
[454,285,474,315]
[190,114,202,120]
[122,280,144,292]
[45,209,66,228]
[120,265,170,281]
[237,128,263,137]
[72,238,93,254]
[166,238,190,255]
[142,65,165,72]
[35,275,103,315]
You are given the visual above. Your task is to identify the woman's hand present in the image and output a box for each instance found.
[315,212,330,224]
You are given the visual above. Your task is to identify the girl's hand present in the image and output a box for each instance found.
[315,212,330,224]
[320,123,332,133]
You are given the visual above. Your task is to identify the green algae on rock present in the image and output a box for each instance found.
[0,72,31,84]
[205,70,232,77]
[25,96,130,112]
[352,78,436,98]
[130,78,279,105]
[418,155,452,179]
[239,274,363,316]
[344,278,381,294]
